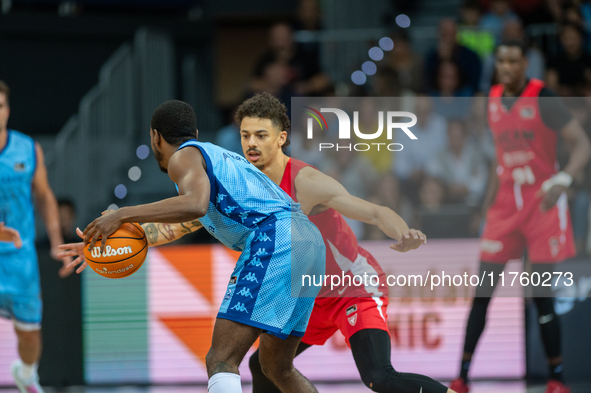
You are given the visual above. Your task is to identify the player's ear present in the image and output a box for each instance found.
[195,129,199,139]
[278,130,287,147]
[151,128,161,147]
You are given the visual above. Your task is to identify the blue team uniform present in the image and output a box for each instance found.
[177,140,325,339]
[0,130,42,326]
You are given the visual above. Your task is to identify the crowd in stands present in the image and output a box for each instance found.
[214,0,591,256]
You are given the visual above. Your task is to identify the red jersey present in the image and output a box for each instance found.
[488,79,562,208]
[280,158,388,297]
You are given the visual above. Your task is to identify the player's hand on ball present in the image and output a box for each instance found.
[537,184,567,211]
[57,227,89,274]
[390,229,427,252]
[84,210,124,254]
[0,222,22,249]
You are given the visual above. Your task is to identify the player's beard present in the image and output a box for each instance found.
[154,148,167,173]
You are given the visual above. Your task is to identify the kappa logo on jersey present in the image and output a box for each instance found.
[346,304,357,316]
[348,314,357,326]
[13,163,25,172]
[237,288,254,298]
[216,194,227,204]
[253,248,267,256]
[520,106,535,119]
[231,302,249,313]
[229,276,238,285]
[243,272,259,283]
[225,206,238,214]
[248,257,264,268]
[256,232,272,242]
[239,211,250,223]
[90,245,133,259]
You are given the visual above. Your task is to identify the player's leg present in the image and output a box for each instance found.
[258,333,317,393]
[249,341,312,393]
[350,328,451,393]
[205,318,262,393]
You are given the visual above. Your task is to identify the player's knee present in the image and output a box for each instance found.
[259,356,292,383]
[359,366,397,392]
[15,329,40,348]
[248,350,264,377]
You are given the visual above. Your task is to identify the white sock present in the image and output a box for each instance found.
[19,362,36,381]
[207,372,242,393]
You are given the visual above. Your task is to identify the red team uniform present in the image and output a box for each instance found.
[482,78,576,263]
[279,158,390,346]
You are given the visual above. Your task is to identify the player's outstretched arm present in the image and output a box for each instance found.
[539,119,591,211]
[32,143,74,277]
[82,147,210,253]
[58,219,204,273]
[295,167,426,252]
[0,222,22,248]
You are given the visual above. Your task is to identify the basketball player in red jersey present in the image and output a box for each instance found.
[450,40,591,393]
[237,92,455,393]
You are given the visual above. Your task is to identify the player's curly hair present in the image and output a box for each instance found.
[235,92,291,151]
[151,100,197,146]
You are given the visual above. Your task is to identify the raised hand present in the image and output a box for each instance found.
[390,229,427,252]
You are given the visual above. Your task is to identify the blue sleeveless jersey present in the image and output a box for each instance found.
[177,140,301,250]
[0,130,37,253]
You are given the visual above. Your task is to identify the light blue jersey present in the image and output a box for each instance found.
[176,140,325,338]
[0,130,42,325]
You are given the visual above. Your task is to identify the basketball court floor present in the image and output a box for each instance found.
[2,382,591,393]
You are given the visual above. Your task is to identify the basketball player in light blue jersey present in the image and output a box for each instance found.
[60,100,326,393]
[0,81,73,393]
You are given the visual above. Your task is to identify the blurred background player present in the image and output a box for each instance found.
[0,80,73,393]
[238,93,455,393]
[450,41,591,393]
[61,100,325,393]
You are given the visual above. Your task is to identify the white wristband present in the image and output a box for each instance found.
[541,171,573,193]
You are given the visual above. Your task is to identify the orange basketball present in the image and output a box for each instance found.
[83,222,148,279]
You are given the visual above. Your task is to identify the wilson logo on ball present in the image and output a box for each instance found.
[90,245,133,259]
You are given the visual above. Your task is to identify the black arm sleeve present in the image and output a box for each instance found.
[538,87,573,132]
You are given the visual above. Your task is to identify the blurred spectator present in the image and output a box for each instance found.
[383,30,424,93]
[57,199,77,244]
[458,0,496,59]
[293,0,322,31]
[249,61,295,115]
[355,98,394,173]
[215,106,242,155]
[425,18,482,94]
[364,173,413,240]
[479,0,520,43]
[253,22,330,97]
[394,96,448,187]
[558,96,591,256]
[546,22,591,96]
[465,96,496,162]
[430,61,474,120]
[418,177,446,212]
[480,20,546,92]
[425,120,488,206]
[371,66,402,97]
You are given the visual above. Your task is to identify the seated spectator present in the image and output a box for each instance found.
[253,22,330,97]
[479,0,520,43]
[425,18,482,94]
[458,0,496,59]
[430,61,474,120]
[383,30,425,93]
[215,106,242,155]
[425,120,488,206]
[371,66,402,97]
[466,95,496,163]
[394,96,448,188]
[249,61,295,116]
[418,177,447,213]
[480,19,545,92]
[546,22,591,96]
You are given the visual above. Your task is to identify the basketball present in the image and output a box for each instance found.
[83,222,148,279]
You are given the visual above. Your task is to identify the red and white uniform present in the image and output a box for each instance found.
[280,158,389,346]
[482,79,575,263]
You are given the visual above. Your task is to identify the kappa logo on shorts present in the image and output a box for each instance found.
[239,211,250,223]
[229,276,238,285]
[225,206,238,214]
[237,288,254,298]
[348,314,357,326]
[256,233,272,242]
[231,302,249,313]
[248,257,264,268]
[346,304,357,316]
[243,272,259,283]
[216,194,227,204]
[253,248,267,256]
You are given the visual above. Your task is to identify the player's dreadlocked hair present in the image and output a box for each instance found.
[235,92,291,151]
